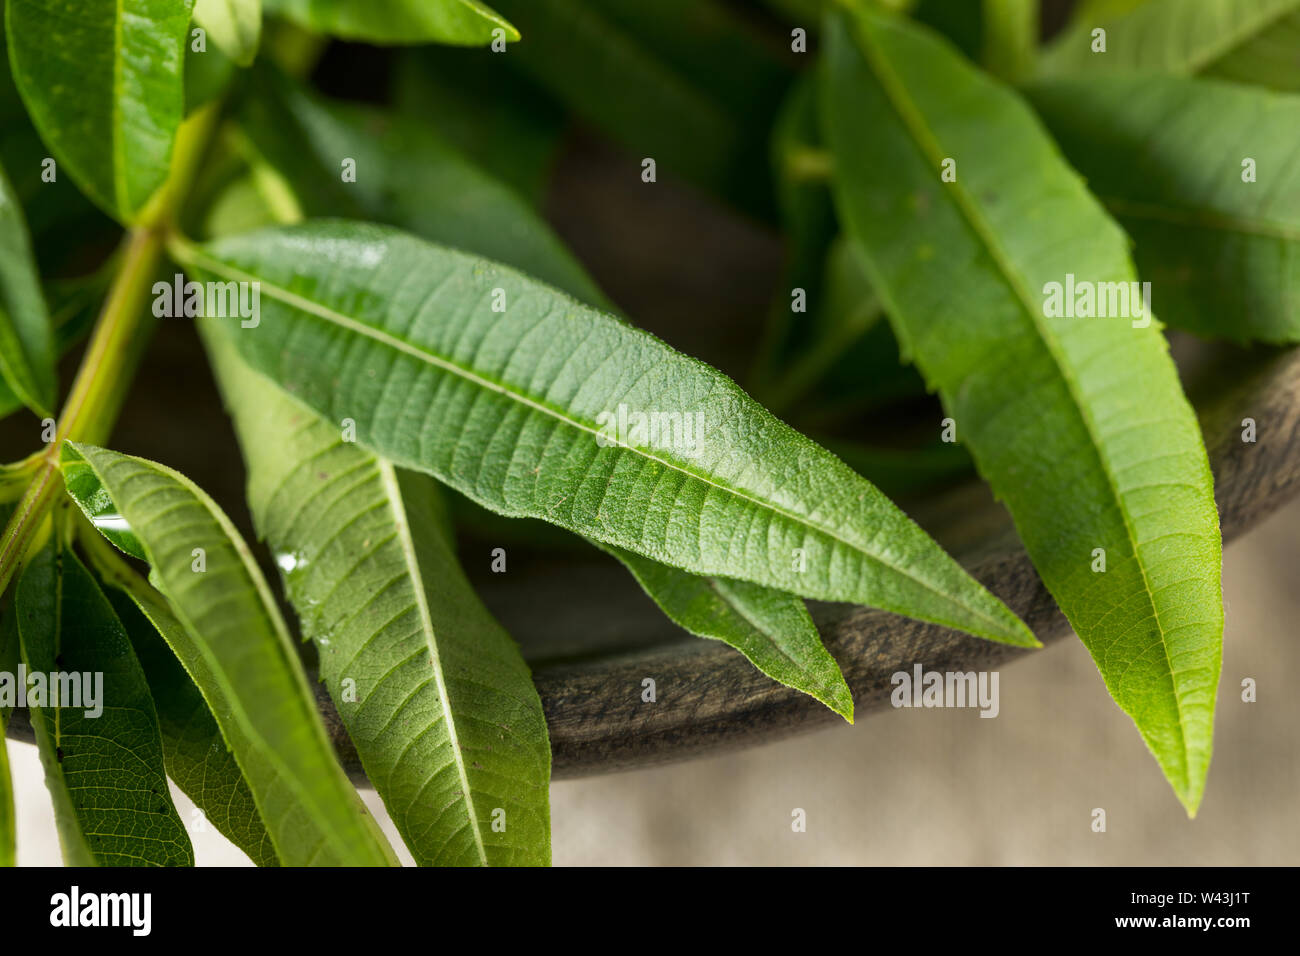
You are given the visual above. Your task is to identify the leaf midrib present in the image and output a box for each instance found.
[1185,0,1300,73]
[1047,0,1300,74]
[377,459,489,866]
[849,14,1194,787]
[706,577,846,707]
[178,241,1021,642]
[21,548,96,865]
[1102,195,1300,242]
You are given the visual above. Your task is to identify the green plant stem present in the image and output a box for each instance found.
[0,105,220,598]
[982,0,1039,82]
[0,232,161,596]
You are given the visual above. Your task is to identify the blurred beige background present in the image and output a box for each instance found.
[8,496,1299,866]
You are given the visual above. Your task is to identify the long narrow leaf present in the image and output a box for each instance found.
[174,220,1035,648]
[204,329,552,866]
[221,112,853,717]
[106,586,280,866]
[61,442,398,866]
[0,271,109,420]
[823,7,1223,812]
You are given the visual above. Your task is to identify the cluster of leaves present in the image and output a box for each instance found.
[0,0,1293,866]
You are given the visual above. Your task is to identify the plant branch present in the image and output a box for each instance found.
[0,105,220,597]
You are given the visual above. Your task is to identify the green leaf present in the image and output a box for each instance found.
[193,0,261,66]
[15,540,193,866]
[107,588,279,866]
[237,95,854,724]
[592,541,853,720]
[82,542,279,866]
[486,0,793,215]
[237,72,610,307]
[230,95,846,712]
[823,7,1223,813]
[0,157,54,416]
[61,442,398,866]
[261,0,518,46]
[203,329,552,866]
[175,220,1035,648]
[5,0,196,222]
[1038,0,1300,88]
[1028,74,1300,344]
